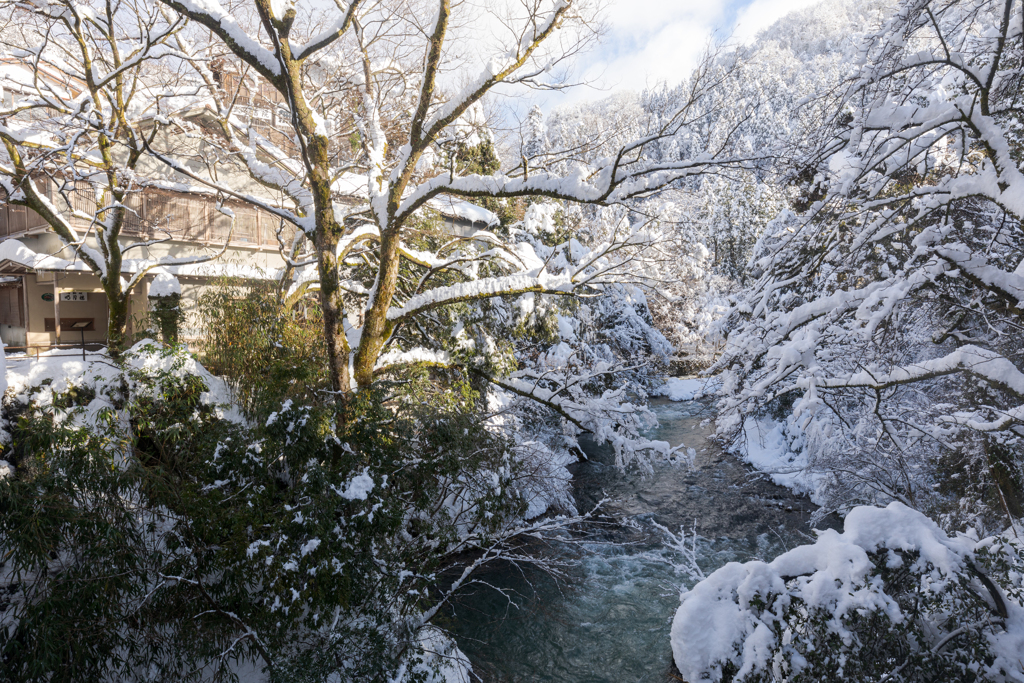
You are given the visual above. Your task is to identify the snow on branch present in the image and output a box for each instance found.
[812,345,1024,397]
[396,157,752,223]
[374,348,451,371]
[160,0,283,80]
[931,245,1024,309]
[386,272,575,323]
[943,405,1024,432]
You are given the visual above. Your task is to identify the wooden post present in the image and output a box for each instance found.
[19,275,29,343]
[53,275,61,347]
[126,286,132,341]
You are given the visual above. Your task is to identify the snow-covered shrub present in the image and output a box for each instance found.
[0,355,240,681]
[0,347,547,682]
[672,503,1024,683]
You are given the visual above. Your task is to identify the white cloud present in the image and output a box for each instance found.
[543,0,726,109]
[601,0,722,38]
[584,15,721,89]
[539,0,821,110]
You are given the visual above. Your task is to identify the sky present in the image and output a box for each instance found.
[537,0,822,110]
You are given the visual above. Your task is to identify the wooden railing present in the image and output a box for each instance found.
[4,342,107,360]
[4,337,202,360]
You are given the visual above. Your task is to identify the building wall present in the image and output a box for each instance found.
[1,188,489,351]
[179,279,214,343]
[21,271,234,347]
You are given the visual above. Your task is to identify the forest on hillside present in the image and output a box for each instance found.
[0,0,1022,680]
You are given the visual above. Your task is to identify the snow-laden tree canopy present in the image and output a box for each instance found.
[147,0,754,405]
[515,0,899,361]
[710,0,1024,525]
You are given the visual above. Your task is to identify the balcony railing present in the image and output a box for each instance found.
[2,180,294,248]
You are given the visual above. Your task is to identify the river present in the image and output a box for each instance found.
[442,395,829,683]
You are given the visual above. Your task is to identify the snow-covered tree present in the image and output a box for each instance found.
[711,0,1024,526]
[151,0,750,415]
[520,3,897,361]
[522,103,546,160]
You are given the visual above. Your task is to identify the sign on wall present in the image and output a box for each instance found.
[60,291,89,302]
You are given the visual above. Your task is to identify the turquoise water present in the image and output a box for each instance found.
[443,398,823,683]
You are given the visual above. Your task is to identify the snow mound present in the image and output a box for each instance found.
[149,271,182,297]
[671,503,1024,683]
[3,340,242,424]
[735,415,821,499]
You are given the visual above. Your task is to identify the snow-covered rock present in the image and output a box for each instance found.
[654,377,719,402]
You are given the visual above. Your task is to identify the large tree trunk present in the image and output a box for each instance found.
[279,52,355,404]
[314,231,351,400]
[305,128,352,403]
[353,229,401,388]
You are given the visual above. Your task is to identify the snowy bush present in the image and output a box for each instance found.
[672,503,1024,683]
[0,344,578,681]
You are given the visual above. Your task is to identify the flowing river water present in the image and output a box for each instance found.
[443,396,835,683]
